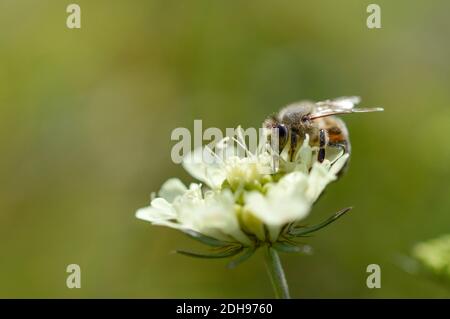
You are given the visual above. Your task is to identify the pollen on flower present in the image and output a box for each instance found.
[224,158,264,190]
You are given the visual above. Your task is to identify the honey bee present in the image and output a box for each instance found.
[264,96,383,166]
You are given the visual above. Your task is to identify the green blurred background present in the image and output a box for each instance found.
[0,0,449,298]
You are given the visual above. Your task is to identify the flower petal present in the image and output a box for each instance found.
[136,205,172,223]
[177,189,252,245]
[158,178,187,203]
[182,147,226,189]
[245,172,311,241]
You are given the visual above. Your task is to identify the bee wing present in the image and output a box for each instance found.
[311,96,383,119]
[316,96,361,111]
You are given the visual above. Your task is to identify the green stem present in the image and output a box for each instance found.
[264,246,291,299]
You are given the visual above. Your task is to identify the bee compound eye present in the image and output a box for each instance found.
[275,124,288,138]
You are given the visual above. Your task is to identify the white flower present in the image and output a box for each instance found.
[136,178,252,245]
[136,127,348,245]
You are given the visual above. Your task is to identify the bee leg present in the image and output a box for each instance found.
[289,131,298,161]
[318,129,326,163]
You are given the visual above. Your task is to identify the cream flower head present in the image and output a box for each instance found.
[136,126,350,263]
